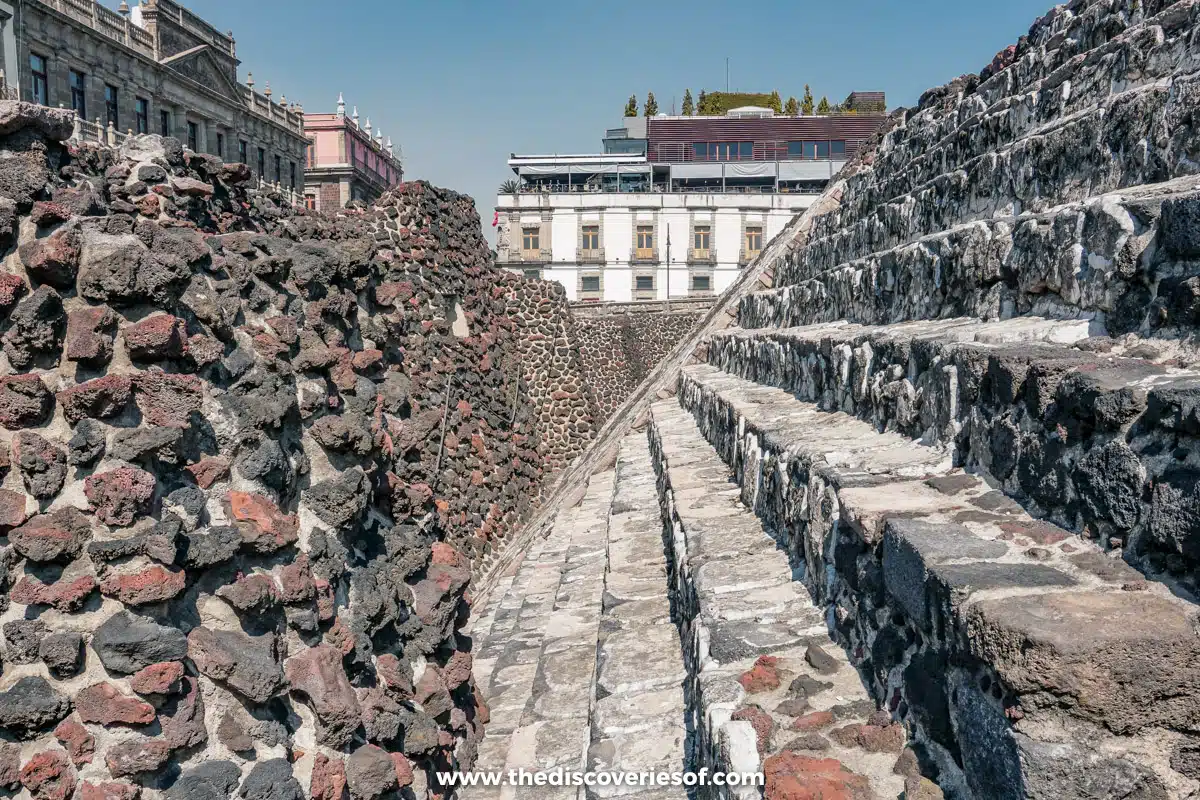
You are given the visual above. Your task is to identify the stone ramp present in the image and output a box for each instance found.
[647,399,912,800]
[673,361,1200,796]
[465,434,687,799]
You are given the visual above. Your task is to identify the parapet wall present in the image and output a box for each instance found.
[0,103,590,799]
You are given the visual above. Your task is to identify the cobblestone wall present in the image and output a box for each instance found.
[0,102,588,800]
[572,299,712,423]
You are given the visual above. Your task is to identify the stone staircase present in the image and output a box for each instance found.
[469,1,1200,797]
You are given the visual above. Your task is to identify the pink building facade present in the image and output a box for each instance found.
[303,94,402,211]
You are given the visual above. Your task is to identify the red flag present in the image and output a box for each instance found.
[492,211,499,227]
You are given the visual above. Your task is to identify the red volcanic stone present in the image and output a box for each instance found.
[20,750,76,800]
[0,744,19,789]
[391,753,414,788]
[763,753,872,800]
[57,374,132,423]
[21,228,81,289]
[375,654,413,699]
[443,651,473,690]
[792,710,836,731]
[265,315,298,345]
[124,315,187,361]
[351,349,383,372]
[185,456,230,489]
[414,665,453,719]
[160,676,206,749]
[999,519,1071,545]
[0,487,27,529]
[9,507,90,562]
[0,374,53,429]
[285,645,361,748]
[30,202,71,227]
[374,281,414,307]
[130,661,185,695]
[473,683,489,725]
[829,723,905,754]
[324,617,355,656]
[226,491,298,553]
[187,334,223,366]
[53,717,95,765]
[76,682,156,726]
[278,554,316,603]
[136,193,160,218]
[11,574,97,611]
[0,273,25,312]
[216,573,280,612]
[64,305,117,365]
[100,564,185,605]
[310,754,347,800]
[132,370,203,428]
[85,467,155,526]
[105,739,171,778]
[314,578,336,621]
[732,705,776,756]
[739,655,783,693]
[456,399,472,418]
[80,782,140,800]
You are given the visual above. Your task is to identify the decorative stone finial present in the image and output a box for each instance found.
[365,117,372,137]
[247,72,254,89]
[386,137,394,155]
[280,95,287,108]
[352,106,359,128]
[264,81,272,98]
[337,92,346,118]
[118,1,130,14]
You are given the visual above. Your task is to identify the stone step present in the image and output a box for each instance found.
[467,468,615,799]
[587,432,688,798]
[647,399,911,800]
[467,433,689,799]
[738,178,1200,336]
[674,363,1200,796]
[704,317,1200,590]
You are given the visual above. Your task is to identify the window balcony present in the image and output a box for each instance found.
[739,248,763,265]
[505,249,553,265]
[688,248,717,265]
[630,248,659,265]
[578,248,606,264]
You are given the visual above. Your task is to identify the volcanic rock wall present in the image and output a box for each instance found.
[0,102,582,800]
[572,299,711,423]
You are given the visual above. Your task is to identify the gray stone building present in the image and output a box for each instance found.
[16,0,307,188]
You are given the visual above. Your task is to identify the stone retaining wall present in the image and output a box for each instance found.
[0,103,590,800]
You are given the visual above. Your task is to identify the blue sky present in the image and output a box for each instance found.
[154,0,1053,235]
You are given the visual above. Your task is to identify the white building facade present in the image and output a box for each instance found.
[496,105,887,302]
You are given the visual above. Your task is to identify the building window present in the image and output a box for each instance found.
[635,275,654,292]
[522,268,541,280]
[745,226,763,256]
[306,142,315,169]
[160,110,170,137]
[186,121,198,152]
[521,227,540,254]
[104,85,118,129]
[30,54,48,106]
[257,147,265,178]
[787,141,804,158]
[832,140,846,157]
[305,195,316,210]
[274,155,282,182]
[693,225,711,255]
[636,225,654,259]
[691,274,712,293]
[581,225,599,251]
[69,70,86,119]
[135,97,148,134]
[239,140,248,165]
[290,162,297,189]
[693,142,752,161]
[580,275,601,293]
[215,132,224,159]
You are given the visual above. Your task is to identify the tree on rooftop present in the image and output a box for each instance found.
[697,90,710,115]
[785,96,799,116]
[624,95,638,117]
[817,96,831,115]
[801,85,814,115]
[682,89,695,116]
[644,92,659,116]
[769,90,783,113]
